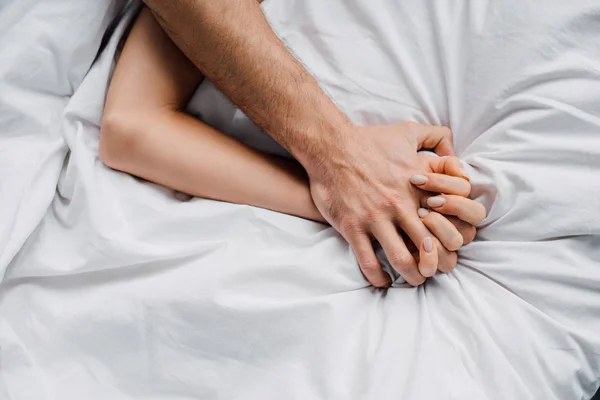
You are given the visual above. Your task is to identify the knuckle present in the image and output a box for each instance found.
[476,204,488,222]
[443,263,457,273]
[359,258,380,274]
[464,226,477,244]
[441,126,452,138]
[397,262,418,276]
[372,279,390,289]
[391,200,412,220]
[437,251,458,273]
[364,207,387,225]
[457,182,471,197]
[450,157,463,170]
[388,250,413,268]
[384,189,404,207]
[340,217,361,236]
[458,189,471,198]
[407,276,426,287]
[447,235,464,252]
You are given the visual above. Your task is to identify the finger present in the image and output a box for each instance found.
[415,195,477,244]
[417,208,464,251]
[372,222,425,286]
[410,173,471,197]
[439,249,457,274]
[438,156,467,179]
[426,195,487,225]
[414,125,455,156]
[397,212,456,275]
[448,216,477,245]
[347,233,391,288]
[423,155,469,180]
[419,237,438,278]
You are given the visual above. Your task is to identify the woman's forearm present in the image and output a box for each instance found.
[100,110,326,223]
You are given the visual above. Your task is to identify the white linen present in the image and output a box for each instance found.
[1,0,599,399]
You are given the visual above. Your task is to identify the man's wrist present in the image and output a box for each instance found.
[285,113,354,178]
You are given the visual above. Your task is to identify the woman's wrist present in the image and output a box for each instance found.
[267,155,327,224]
[300,193,328,223]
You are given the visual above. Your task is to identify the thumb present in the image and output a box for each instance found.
[414,124,455,156]
[425,155,468,180]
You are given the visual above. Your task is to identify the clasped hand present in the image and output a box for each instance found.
[308,122,486,287]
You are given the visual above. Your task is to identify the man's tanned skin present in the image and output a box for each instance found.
[143,0,459,287]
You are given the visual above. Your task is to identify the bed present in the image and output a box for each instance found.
[1,0,599,399]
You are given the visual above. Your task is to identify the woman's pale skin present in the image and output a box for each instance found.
[100,8,486,287]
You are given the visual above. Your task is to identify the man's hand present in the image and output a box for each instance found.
[141,1,466,287]
[308,122,457,287]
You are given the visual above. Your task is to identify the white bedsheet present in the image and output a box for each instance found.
[1,1,599,399]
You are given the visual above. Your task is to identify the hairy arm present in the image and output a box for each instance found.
[143,0,349,171]
[141,0,474,287]
[101,8,325,223]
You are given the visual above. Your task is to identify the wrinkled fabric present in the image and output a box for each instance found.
[1,0,599,399]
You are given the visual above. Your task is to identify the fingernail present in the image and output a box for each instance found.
[460,168,470,179]
[417,208,429,218]
[410,174,428,185]
[423,237,433,253]
[427,196,446,208]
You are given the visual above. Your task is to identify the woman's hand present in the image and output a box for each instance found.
[411,155,486,252]
[387,155,485,280]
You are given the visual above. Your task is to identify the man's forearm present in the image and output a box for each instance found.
[143,0,351,172]
[142,0,461,286]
